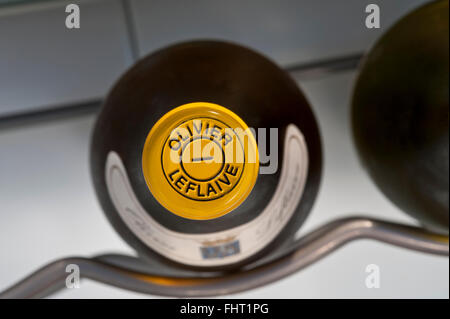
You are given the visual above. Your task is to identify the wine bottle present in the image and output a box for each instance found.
[352,0,449,234]
[91,40,322,269]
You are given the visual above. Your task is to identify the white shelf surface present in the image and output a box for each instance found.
[0,71,448,298]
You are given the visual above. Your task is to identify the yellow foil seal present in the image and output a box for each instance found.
[142,102,259,220]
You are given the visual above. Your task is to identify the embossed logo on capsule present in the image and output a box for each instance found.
[161,118,245,201]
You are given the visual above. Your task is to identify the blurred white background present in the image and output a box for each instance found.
[0,0,448,298]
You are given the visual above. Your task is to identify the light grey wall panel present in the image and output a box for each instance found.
[0,0,131,116]
[130,0,429,66]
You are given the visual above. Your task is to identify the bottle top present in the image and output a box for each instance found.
[142,102,259,220]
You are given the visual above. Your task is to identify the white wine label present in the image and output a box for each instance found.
[105,124,309,266]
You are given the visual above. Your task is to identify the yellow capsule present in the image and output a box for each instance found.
[142,102,259,220]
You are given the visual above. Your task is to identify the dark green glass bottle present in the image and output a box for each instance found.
[91,40,322,269]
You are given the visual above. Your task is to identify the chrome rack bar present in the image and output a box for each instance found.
[0,53,363,130]
[1,216,447,299]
